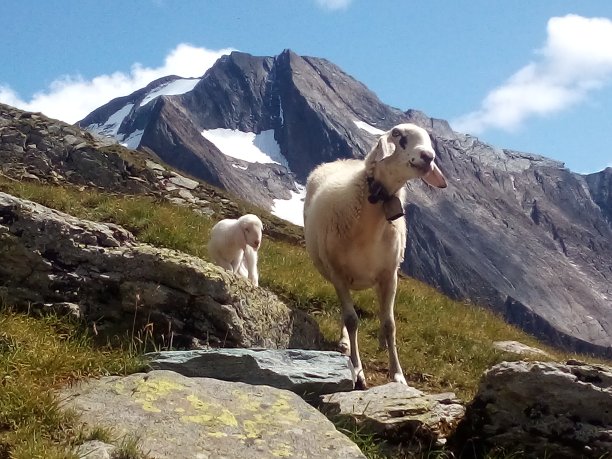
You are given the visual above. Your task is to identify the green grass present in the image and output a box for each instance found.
[0,176,605,457]
[0,306,145,458]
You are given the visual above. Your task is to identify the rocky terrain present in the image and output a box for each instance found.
[77,50,611,357]
[2,102,611,458]
[0,191,320,350]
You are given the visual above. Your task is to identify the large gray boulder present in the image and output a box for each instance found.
[0,192,322,349]
[450,360,612,458]
[62,370,366,459]
[147,349,354,401]
[319,382,465,454]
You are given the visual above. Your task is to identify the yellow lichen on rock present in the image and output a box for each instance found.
[271,443,293,457]
[132,376,185,413]
[270,393,301,424]
[181,394,238,427]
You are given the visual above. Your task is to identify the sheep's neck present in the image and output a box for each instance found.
[366,176,404,221]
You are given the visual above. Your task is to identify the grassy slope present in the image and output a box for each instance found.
[0,176,602,457]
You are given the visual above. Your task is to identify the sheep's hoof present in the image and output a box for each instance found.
[355,374,368,390]
[391,372,407,385]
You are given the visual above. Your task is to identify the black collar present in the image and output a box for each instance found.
[367,176,390,204]
[366,176,404,221]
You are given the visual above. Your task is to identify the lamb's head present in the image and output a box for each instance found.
[365,123,447,190]
[238,214,263,249]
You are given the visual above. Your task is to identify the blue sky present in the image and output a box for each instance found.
[1,0,611,173]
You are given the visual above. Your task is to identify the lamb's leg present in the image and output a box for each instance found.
[242,246,259,286]
[231,249,245,274]
[211,251,234,272]
[376,274,407,385]
[333,282,367,389]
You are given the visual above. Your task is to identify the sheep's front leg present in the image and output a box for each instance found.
[333,283,367,389]
[376,274,407,385]
[338,325,350,356]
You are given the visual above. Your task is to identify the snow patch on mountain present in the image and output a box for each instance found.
[271,184,306,227]
[201,127,304,224]
[88,103,134,138]
[121,129,144,149]
[141,78,200,106]
[201,128,288,167]
[353,120,384,135]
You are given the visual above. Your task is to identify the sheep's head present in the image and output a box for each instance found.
[365,123,447,190]
[238,214,263,250]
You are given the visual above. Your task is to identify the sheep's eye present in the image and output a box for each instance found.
[391,128,401,137]
[245,228,250,232]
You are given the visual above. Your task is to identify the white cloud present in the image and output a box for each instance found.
[452,15,612,134]
[0,85,23,108]
[315,0,352,11]
[0,43,234,124]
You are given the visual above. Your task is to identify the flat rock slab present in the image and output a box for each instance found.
[62,370,365,459]
[320,382,464,451]
[147,349,354,401]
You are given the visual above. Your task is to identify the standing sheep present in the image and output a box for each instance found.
[208,214,263,286]
[303,123,447,388]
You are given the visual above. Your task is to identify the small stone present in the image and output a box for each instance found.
[493,340,551,357]
[169,174,199,190]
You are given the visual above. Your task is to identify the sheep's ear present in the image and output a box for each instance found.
[422,163,447,188]
[238,221,249,242]
[365,134,392,167]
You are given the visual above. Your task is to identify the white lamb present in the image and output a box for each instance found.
[208,214,263,286]
[303,123,447,388]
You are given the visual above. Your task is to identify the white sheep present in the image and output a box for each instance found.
[208,214,263,286]
[303,123,447,388]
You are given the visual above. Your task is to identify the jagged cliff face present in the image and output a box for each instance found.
[403,130,612,356]
[77,50,612,357]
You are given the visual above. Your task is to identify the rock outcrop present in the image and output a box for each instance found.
[147,349,354,401]
[450,360,612,458]
[62,370,366,459]
[0,103,158,193]
[0,192,321,349]
[586,166,612,225]
[319,382,465,455]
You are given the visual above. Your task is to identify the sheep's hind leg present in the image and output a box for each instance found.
[376,274,407,385]
[333,283,367,389]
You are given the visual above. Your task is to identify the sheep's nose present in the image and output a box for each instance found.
[420,151,434,164]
